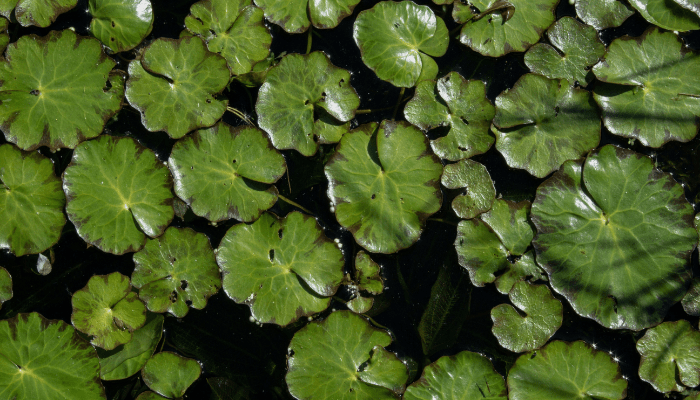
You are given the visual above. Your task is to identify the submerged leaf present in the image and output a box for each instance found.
[89,0,154,52]
[142,351,201,399]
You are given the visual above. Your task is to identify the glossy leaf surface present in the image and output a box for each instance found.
[629,0,700,31]
[142,351,201,399]
[254,0,361,33]
[0,268,11,309]
[574,0,633,29]
[440,159,495,219]
[98,313,164,381]
[0,0,76,27]
[89,0,153,52]
[682,278,700,316]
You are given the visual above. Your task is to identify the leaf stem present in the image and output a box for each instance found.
[226,106,253,125]
[306,26,313,54]
[391,87,406,121]
[427,218,460,227]
[277,194,313,215]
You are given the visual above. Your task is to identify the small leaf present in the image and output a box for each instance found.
[347,296,374,314]
[0,0,77,27]
[142,351,201,399]
[629,0,700,31]
[358,346,408,394]
[89,0,154,52]
[354,251,383,295]
[682,278,700,316]
[0,267,11,308]
[574,0,634,29]
[441,159,496,219]
[493,251,547,295]
[98,313,164,381]
[254,0,361,33]
[0,17,8,53]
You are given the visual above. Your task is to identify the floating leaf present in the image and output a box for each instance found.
[404,72,495,161]
[98,313,164,381]
[126,36,230,139]
[637,320,700,393]
[185,0,271,75]
[524,17,605,86]
[142,351,201,399]
[71,272,147,350]
[531,145,697,330]
[0,312,106,399]
[286,311,408,399]
[353,1,448,87]
[347,296,374,314]
[325,121,443,254]
[254,0,361,33]
[0,29,124,151]
[507,341,627,400]
[0,0,76,27]
[629,0,700,31]
[404,351,506,400]
[682,278,700,316]
[676,0,700,18]
[0,144,66,257]
[132,227,220,318]
[493,251,547,295]
[493,73,600,178]
[441,159,495,219]
[0,17,8,53]
[491,281,562,353]
[135,392,163,400]
[0,267,11,309]
[593,28,700,148]
[574,0,634,29]
[89,0,153,52]
[169,121,286,223]
[458,0,558,57]
[217,212,344,326]
[235,51,277,87]
[63,135,174,255]
[256,51,359,156]
[354,251,383,295]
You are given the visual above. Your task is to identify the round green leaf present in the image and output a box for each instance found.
[354,250,383,295]
[507,340,627,400]
[256,51,359,156]
[682,277,700,316]
[98,313,164,381]
[524,17,605,86]
[0,267,11,308]
[89,0,154,53]
[254,0,361,33]
[0,144,66,257]
[0,312,106,400]
[126,36,230,139]
[0,29,125,151]
[217,212,344,326]
[637,320,700,393]
[71,272,147,350]
[629,0,700,31]
[440,159,495,220]
[404,72,495,161]
[493,73,600,178]
[286,310,408,399]
[491,281,563,353]
[185,0,271,75]
[63,135,174,255]
[493,250,547,295]
[347,296,374,314]
[169,121,286,223]
[325,121,443,254]
[132,227,221,318]
[353,1,448,88]
[403,351,506,400]
[0,0,76,27]
[142,351,201,399]
[574,0,634,29]
[531,145,697,330]
[593,28,700,148]
[458,0,558,57]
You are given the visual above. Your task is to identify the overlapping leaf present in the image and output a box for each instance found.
[574,0,634,29]
[142,352,201,399]
[629,0,700,31]
[98,313,164,381]
[89,0,154,53]
[0,0,76,27]
[254,0,361,33]
[347,251,384,314]
[440,159,495,219]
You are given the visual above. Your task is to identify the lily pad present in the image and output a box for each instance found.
[507,340,627,400]
[0,0,76,27]
[254,0,361,33]
[325,121,443,254]
[132,227,221,318]
[71,272,147,350]
[458,0,558,57]
[441,159,496,219]
[169,121,286,223]
[682,278,700,316]
[0,29,125,151]
[531,145,697,330]
[524,17,605,86]
[404,72,495,161]
[89,0,153,53]
[574,0,634,29]
[493,73,600,178]
[286,310,408,399]
[629,0,700,31]
[0,312,106,399]
[185,0,271,75]
[491,281,563,353]
[256,51,359,156]
[217,212,344,326]
[142,351,201,399]
[593,28,700,148]
[0,144,66,257]
[98,313,164,381]
[0,267,11,308]
[403,351,507,400]
[353,1,448,87]
[126,36,230,139]
[637,320,700,393]
[63,135,174,255]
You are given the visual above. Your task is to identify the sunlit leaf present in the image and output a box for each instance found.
[254,0,361,33]
[574,0,634,29]
[629,0,700,31]
[89,0,154,52]
[0,0,76,27]
[440,159,495,219]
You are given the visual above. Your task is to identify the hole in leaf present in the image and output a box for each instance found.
[394,22,400,28]
[371,194,376,200]
[180,280,188,290]
[30,90,40,96]
[530,352,537,359]
[186,300,192,306]
[460,116,469,125]
[232,159,237,164]
[554,106,560,116]
[269,249,275,261]
[111,21,115,28]
[170,291,178,303]
[206,99,211,104]
[304,99,310,105]
[278,229,283,239]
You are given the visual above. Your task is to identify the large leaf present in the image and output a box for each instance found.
[0,144,66,257]
[126,36,230,139]
[404,71,495,161]
[217,212,344,326]
[169,121,286,223]
[286,311,408,399]
[593,28,700,148]
[98,313,164,381]
[132,227,221,318]
[142,351,201,399]
[89,0,154,53]
[185,0,271,75]
[325,121,443,254]
[254,0,361,33]
[256,51,359,156]
[353,1,448,87]
[63,135,174,255]
[574,0,634,29]
[440,159,496,219]
[0,0,76,27]
[493,73,600,178]
[0,313,106,399]
[531,145,697,330]
[507,340,627,400]
[0,29,124,151]
[629,0,700,31]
